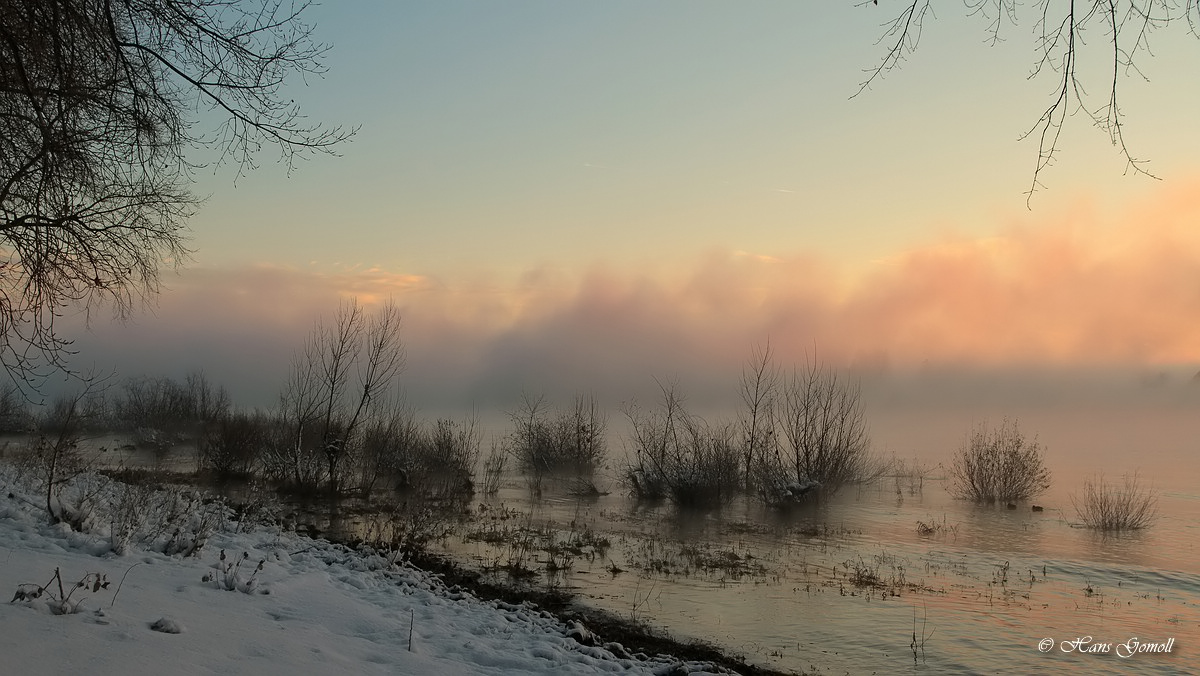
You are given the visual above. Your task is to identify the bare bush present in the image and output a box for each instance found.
[0,385,32,433]
[623,381,740,508]
[260,413,324,490]
[355,401,421,500]
[508,392,607,477]
[892,456,933,496]
[738,342,780,489]
[18,381,108,526]
[481,439,507,496]
[1072,473,1158,531]
[117,371,230,452]
[278,299,405,493]
[200,410,270,479]
[753,359,872,503]
[412,417,481,499]
[107,479,226,556]
[949,419,1050,503]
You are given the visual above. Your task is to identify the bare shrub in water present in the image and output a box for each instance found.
[355,401,422,500]
[623,381,740,508]
[949,419,1050,503]
[481,439,507,496]
[0,385,33,433]
[117,371,230,454]
[1072,473,1158,530]
[752,359,873,503]
[277,299,405,493]
[260,414,325,491]
[200,411,270,479]
[738,341,780,489]
[509,392,607,476]
[409,416,481,499]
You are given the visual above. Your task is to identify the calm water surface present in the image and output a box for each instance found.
[80,401,1200,675]
[438,468,1198,675]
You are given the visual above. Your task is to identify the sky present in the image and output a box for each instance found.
[52,2,1200,433]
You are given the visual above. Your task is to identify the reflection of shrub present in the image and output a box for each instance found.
[949,419,1050,503]
[623,383,740,508]
[1072,473,1158,530]
[509,393,607,476]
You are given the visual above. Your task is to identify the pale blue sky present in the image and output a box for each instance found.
[184,2,1200,278]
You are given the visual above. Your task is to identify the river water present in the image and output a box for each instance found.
[430,464,1198,675]
[78,390,1200,675]
[431,393,1200,675]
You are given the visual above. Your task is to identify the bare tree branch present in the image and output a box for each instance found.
[860,0,1196,203]
[0,0,355,391]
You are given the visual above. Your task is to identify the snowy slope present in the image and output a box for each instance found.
[0,468,729,675]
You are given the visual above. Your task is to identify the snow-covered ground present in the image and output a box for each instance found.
[0,466,731,675]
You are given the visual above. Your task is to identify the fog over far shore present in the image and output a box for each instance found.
[30,189,1197,486]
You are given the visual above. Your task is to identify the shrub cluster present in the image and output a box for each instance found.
[508,393,606,476]
[736,346,878,505]
[623,383,740,508]
[949,419,1050,503]
[200,411,270,478]
[117,371,230,452]
[1072,473,1158,530]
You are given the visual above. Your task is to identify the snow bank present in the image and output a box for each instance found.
[0,467,730,675]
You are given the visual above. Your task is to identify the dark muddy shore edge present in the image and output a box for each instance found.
[404,549,801,676]
[96,468,801,674]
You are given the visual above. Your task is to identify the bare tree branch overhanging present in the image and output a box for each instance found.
[857,0,1199,204]
[0,0,354,390]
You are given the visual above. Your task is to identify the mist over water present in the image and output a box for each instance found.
[47,254,1200,674]
[69,358,1199,674]
[446,366,1200,674]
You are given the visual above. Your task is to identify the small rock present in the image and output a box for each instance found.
[150,617,184,634]
[604,642,632,660]
[566,620,597,646]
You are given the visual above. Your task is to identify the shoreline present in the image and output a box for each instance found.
[403,548,798,676]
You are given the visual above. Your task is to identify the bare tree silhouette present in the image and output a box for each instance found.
[858,1,1197,202]
[0,0,354,388]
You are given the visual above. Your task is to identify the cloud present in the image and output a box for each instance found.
[59,179,1200,411]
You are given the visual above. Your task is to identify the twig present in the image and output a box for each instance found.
[111,562,145,608]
